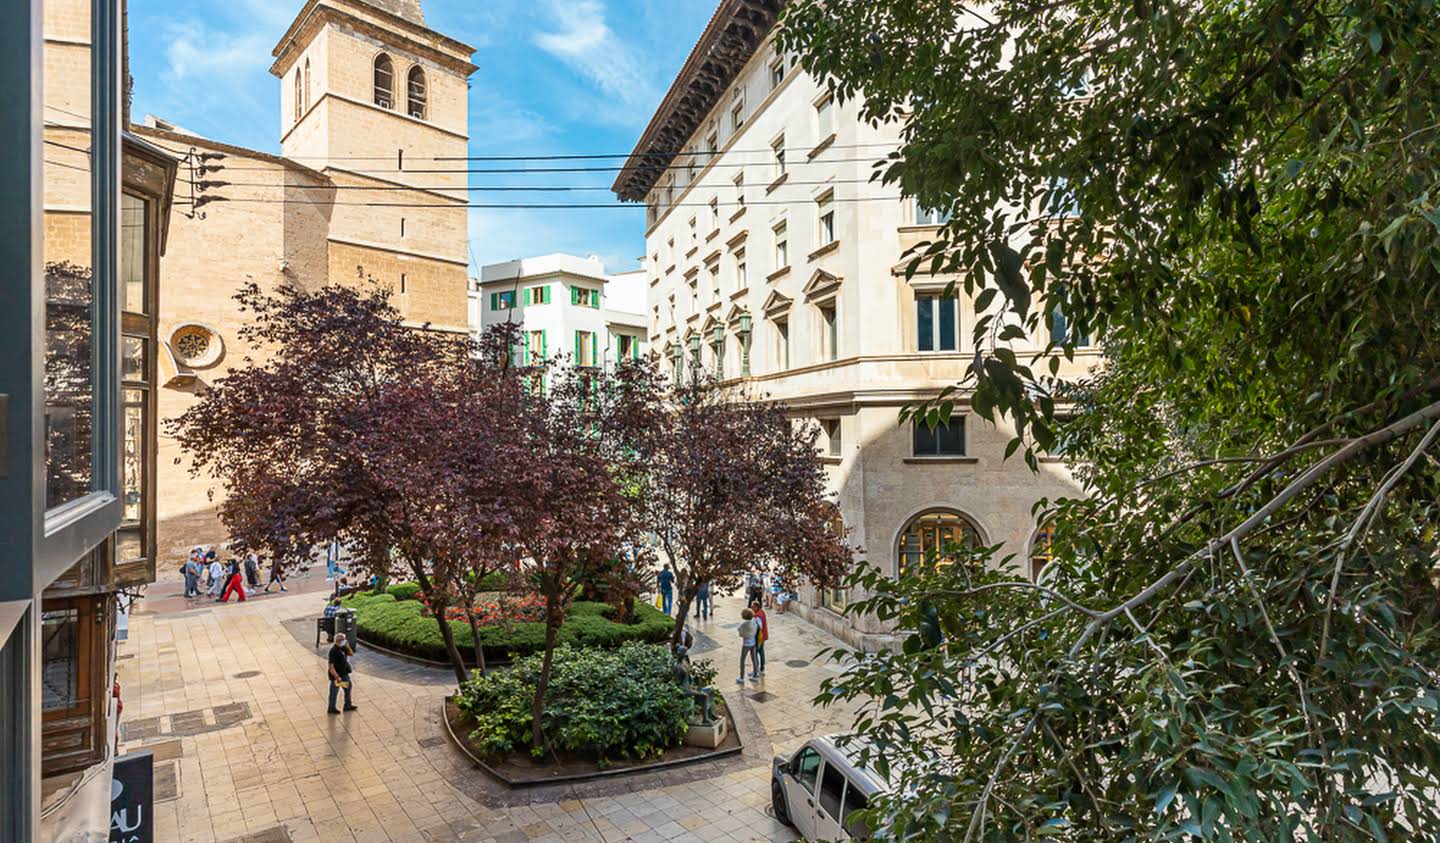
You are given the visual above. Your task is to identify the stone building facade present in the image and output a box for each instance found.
[614,0,1099,650]
[134,0,475,558]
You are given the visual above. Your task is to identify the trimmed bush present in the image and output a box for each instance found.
[340,592,672,665]
[456,642,690,762]
[386,582,423,602]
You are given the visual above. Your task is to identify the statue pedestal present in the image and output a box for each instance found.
[684,716,727,749]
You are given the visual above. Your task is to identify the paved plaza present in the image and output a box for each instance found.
[117,587,860,843]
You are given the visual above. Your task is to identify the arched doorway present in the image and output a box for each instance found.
[896,509,982,576]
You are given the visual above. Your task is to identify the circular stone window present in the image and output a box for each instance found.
[169,323,224,369]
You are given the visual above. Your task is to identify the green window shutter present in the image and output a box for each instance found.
[570,286,578,305]
[523,289,530,306]
[489,293,497,309]
[542,330,548,358]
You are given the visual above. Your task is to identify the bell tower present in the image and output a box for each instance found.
[268,0,477,331]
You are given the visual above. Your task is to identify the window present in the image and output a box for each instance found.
[913,418,966,456]
[706,132,718,162]
[842,785,871,838]
[735,249,747,290]
[618,334,638,360]
[915,200,953,226]
[916,293,959,352]
[407,65,428,119]
[774,222,789,268]
[793,747,821,793]
[1048,297,1090,346]
[689,216,698,249]
[303,58,311,113]
[575,331,598,367]
[822,418,841,457]
[293,69,302,122]
[817,193,835,246]
[898,510,981,574]
[490,290,516,311]
[571,286,600,308]
[770,55,786,89]
[526,330,547,364]
[524,285,550,305]
[1048,176,1081,218]
[686,148,697,184]
[41,606,88,717]
[819,763,846,822]
[374,54,395,109]
[121,194,147,313]
[772,136,787,178]
[731,101,744,132]
[710,198,720,234]
[775,318,790,369]
[819,303,838,361]
[1031,522,1056,580]
[816,94,834,139]
[734,172,745,209]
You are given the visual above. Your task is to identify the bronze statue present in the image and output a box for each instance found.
[672,645,716,726]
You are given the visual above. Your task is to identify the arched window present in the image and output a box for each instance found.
[293,69,302,121]
[897,509,981,575]
[1030,522,1056,580]
[303,58,311,113]
[373,54,394,109]
[407,65,427,119]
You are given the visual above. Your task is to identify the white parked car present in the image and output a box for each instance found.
[772,736,882,840]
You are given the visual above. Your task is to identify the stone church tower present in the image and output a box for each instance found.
[269,0,475,328]
[133,0,476,557]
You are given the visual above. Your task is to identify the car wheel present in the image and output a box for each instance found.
[772,778,793,827]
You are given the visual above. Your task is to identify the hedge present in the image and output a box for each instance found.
[340,591,673,665]
[384,571,515,604]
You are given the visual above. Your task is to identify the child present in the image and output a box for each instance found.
[736,608,760,684]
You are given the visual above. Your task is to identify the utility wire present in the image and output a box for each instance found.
[211,196,903,210]
[211,156,894,175]
[208,141,900,163]
[44,138,92,156]
[174,177,883,192]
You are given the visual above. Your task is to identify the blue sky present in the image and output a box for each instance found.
[127,0,718,274]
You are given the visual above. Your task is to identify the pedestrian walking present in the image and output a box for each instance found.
[243,553,261,590]
[219,558,246,603]
[751,600,769,676]
[207,556,224,599]
[736,608,760,684]
[745,571,764,607]
[657,564,675,615]
[182,550,201,598]
[327,633,357,714]
[264,557,288,593]
[694,580,711,621]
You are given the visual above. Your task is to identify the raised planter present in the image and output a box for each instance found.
[441,695,743,788]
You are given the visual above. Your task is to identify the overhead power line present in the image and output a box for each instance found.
[212,156,896,176]
[211,196,904,211]
[174,177,884,192]
[222,141,900,164]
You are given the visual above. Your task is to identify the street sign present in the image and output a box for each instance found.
[109,750,153,843]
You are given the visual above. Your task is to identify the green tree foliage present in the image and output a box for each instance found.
[781,0,1440,838]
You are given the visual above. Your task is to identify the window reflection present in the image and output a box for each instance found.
[45,262,94,508]
[121,193,146,313]
[43,0,95,510]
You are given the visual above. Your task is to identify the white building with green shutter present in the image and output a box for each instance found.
[473,254,648,370]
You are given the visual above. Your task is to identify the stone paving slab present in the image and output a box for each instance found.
[117,589,859,842]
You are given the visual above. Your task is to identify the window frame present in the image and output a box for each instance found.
[915,292,960,352]
[773,222,789,268]
[817,192,835,246]
[406,64,428,120]
[897,509,983,575]
[912,417,966,457]
[374,53,395,109]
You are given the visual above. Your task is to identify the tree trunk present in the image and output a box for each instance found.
[670,588,697,650]
[413,565,469,685]
[531,591,561,752]
[465,606,488,675]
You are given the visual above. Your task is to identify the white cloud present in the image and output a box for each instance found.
[531,0,660,123]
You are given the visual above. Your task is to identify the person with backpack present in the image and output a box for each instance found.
[207,554,224,599]
[751,599,769,676]
[182,549,201,598]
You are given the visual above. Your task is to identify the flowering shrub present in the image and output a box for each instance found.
[418,592,547,625]
[456,642,693,762]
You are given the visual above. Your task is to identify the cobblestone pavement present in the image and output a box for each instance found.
[118,588,862,842]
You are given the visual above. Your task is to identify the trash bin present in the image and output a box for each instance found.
[335,608,358,647]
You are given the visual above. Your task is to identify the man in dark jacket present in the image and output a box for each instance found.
[327,633,357,714]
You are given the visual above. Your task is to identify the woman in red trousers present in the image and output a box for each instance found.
[219,558,246,602]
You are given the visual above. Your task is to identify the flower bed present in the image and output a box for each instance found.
[340,591,672,666]
[455,643,693,763]
[418,592,547,625]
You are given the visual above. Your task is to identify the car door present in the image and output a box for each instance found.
[784,745,822,840]
[814,760,848,840]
